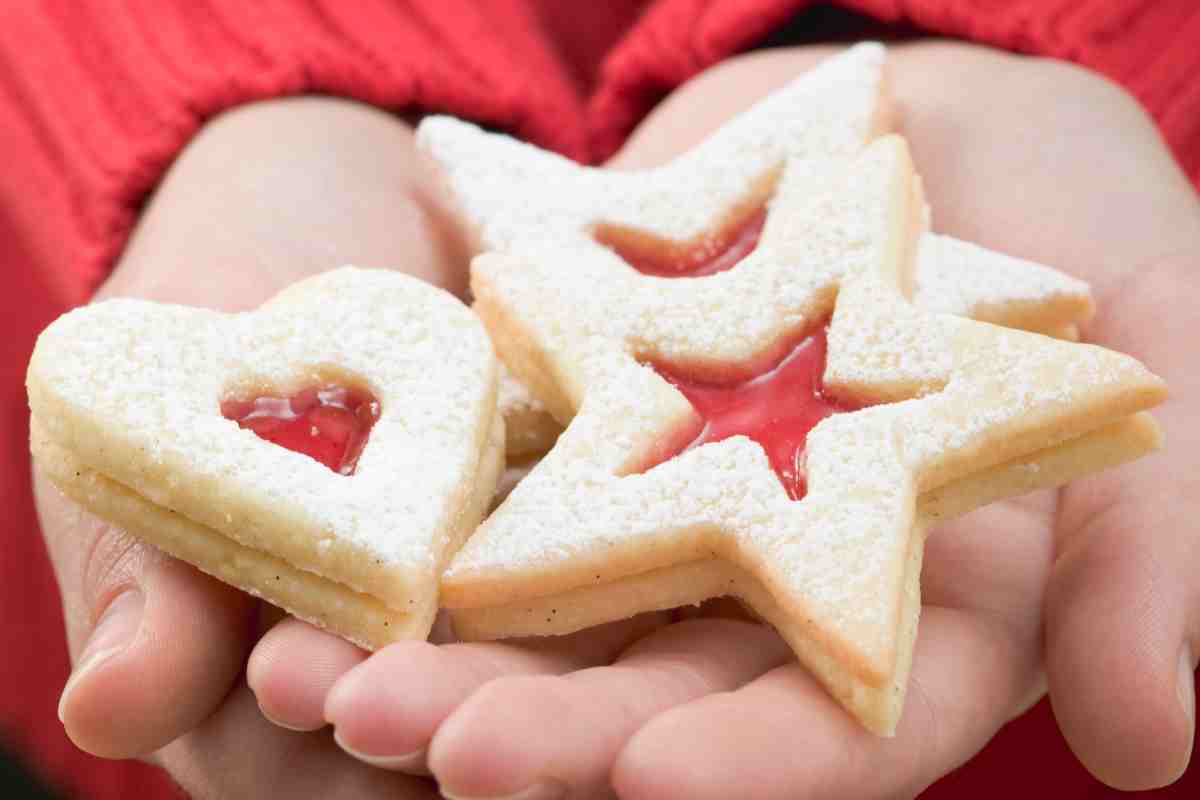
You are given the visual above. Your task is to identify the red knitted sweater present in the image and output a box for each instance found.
[1,2,1196,797]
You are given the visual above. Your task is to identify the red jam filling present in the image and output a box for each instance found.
[644,325,859,500]
[221,385,380,475]
[596,207,766,278]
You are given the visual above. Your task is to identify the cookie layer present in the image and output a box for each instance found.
[453,412,1160,637]
[35,413,503,649]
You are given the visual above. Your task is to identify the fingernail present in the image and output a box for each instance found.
[258,705,325,733]
[1178,643,1195,725]
[58,590,144,722]
[1176,642,1195,724]
[1178,643,1196,775]
[333,727,429,774]
[439,782,566,800]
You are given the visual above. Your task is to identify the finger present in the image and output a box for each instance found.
[427,618,790,800]
[325,612,668,774]
[614,606,1040,800]
[247,616,368,732]
[919,496,1055,725]
[157,680,438,800]
[891,43,1200,286]
[1048,488,1196,789]
[36,475,254,759]
[919,490,1055,623]
[1045,258,1198,790]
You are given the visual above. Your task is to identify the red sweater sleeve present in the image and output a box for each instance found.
[590,0,1200,187]
[0,0,591,307]
[2,0,1196,310]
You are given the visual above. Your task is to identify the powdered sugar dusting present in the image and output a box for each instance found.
[419,43,887,255]
[913,234,1092,327]
[497,362,545,416]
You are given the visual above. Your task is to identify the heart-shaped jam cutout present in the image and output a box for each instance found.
[643,323,860,500]
[595,207,766,279]
[222,384,380,476]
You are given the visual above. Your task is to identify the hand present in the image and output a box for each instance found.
[249,43,1200,798]
[37,96,469,798]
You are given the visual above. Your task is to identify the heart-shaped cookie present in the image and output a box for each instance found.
[28,267,502,649]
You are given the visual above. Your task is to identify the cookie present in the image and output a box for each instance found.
[28,268,502,650]
[486,232,1096,460]
[418,46,1166,735]
[423,43,1095,460]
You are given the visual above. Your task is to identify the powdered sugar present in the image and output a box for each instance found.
[420,43,888,254]
[913,234,1092,328]
[498,362,545,415]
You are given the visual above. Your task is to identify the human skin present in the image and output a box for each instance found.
[37,42,1200,800]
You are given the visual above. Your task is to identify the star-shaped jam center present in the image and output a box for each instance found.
[597,205,862,500]
[645,325,860,500]
[222,384,380,475]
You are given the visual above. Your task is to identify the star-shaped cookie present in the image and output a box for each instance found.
[424,44,1099,460]
[418,47,1166,734]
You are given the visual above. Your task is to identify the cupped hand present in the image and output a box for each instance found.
[251,43,1200,799]
[39,42,1199,800]
[36,96,471,799]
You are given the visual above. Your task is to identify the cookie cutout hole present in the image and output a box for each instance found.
[639,323,864,500]
[221,382,380,476]
[594,205,767,278]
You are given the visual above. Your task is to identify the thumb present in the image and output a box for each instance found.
[58,588,145,723]
[36,472,254,759]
